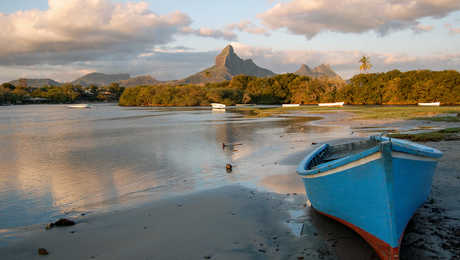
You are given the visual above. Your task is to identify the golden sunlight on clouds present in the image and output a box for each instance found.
[259,0,460,38]
[0,0,232,66]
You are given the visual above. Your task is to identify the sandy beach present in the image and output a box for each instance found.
[1,111,459,260]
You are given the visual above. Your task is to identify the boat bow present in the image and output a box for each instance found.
[297,137,442,259]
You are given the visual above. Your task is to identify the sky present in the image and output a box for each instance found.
[0,0,460,82]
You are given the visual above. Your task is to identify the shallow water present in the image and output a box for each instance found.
[0,104,350,229]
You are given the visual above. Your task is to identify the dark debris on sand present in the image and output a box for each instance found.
[45,218,76,230]
[400,197,460,259]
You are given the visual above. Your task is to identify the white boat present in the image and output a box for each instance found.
[67,104,91,109]
[282,104,300,107]
[417,102,440,106]
[318,102,344,107]
[211,103,226,109]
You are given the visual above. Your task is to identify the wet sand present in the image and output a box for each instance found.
[2,185,337,260]
[399,140,460,259]
[1,112,460,259]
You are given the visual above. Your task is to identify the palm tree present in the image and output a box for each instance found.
[359,56,372,73]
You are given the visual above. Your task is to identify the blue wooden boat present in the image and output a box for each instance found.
[297,136,442,260]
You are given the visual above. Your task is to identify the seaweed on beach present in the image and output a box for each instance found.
[389,128,460,142]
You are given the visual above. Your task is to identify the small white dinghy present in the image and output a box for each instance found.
[417,102,440,106]
[318,102,344,107]
[67,104,91,109]
[282,104,300,107]
[211,103,226,109]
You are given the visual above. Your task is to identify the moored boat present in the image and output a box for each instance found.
[318,102,344,107]
[67,104,91,109]
[417,102,440,106]
[282,104,300,107]
[211,103,226,109]
[297,136,442,259]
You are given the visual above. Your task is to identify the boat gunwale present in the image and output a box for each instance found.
[296,144,380,176]
[297,136,442,176]
[379,136,442,159]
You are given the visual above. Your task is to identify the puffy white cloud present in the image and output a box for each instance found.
[259,0,460,38]
[0,0,234,66]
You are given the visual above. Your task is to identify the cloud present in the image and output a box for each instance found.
[181,27,236,40]
[0,50,219,83]
[226,20,270,36]
[0,0,234,66]
[413,24,434,33]
[445,23,460,34]
[2,43,460,83]
[230,43,460,79]
[259,0,460,38]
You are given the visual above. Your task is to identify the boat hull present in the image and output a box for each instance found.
[67,104,90,108]
[297,138,441,259]
[318,102,344,107]
[282,104,300,107]
[211,103,226,109]
[417,102,440,106]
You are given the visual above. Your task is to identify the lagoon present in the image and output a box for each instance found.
[0,104,349,229]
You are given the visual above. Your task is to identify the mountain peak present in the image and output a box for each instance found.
[295,63,342,80]
[8,78,61,88]
[119,75,160,87]
[313,64,339,78]
[313,64,332,72]
[295,64,313,75]
[215,45,238,67]
[181,45,275,84]
[72,72,130,86]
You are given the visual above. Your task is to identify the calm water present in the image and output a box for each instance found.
[0,104,349,229]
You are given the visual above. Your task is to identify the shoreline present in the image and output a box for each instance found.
[1,111,459,259]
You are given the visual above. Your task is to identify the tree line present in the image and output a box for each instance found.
[119,69,460,106]
[119,74,345,106]
[2,69,459,106]
[0,83,125,105]
[342,70,460,104]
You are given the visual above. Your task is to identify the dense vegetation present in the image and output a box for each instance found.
[2,69,459,106]
[119,70,460,106]
[119,74,345,106]
[389,128,460,142]
[342,70,460,105]
[0,83,124,105]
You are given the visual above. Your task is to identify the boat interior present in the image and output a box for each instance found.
[308,138,380,170]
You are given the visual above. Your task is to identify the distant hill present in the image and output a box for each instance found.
[179,45,275,84]
[72,73,130,86]
[295,64,342,80]
[119,75,161,87]
[295,64,313,76]
[8,78,61,88]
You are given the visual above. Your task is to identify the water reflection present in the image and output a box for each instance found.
[0,104,349,229]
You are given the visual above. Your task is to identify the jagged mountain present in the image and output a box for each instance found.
[179,45,275,84]
[295,64,313,76]
[295,64,342,80]
[72,73,130,86]
[8,78,61,88]
[119,75,161,87]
